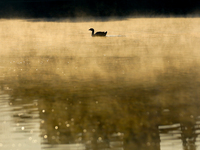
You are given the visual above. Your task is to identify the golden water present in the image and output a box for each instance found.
[0,18,200,150]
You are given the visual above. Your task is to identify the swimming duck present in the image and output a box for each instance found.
[89,28,107,37]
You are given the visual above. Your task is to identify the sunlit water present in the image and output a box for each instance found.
[1,18,200,150]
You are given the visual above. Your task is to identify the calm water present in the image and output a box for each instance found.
[1,18,200,150]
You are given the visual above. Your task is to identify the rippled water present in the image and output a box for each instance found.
[1,18,200,150]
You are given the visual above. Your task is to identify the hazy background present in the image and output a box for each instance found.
[0,0,200,19]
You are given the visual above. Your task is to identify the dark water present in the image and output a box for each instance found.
[1,18,200,150]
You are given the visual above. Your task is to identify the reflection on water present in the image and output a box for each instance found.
[1,18,200,150]
[0,93,41,150]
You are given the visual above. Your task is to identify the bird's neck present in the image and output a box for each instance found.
[91,30,94,36]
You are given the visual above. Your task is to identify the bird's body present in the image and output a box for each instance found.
[89,28,107,37]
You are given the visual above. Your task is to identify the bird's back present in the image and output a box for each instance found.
[94,31,107,36]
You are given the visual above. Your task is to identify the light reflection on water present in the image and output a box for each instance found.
[0,18,200,150]
[0,94,41,150]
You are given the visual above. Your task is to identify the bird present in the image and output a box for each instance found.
[89,28,107,37]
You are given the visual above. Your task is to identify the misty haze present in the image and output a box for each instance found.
[0,17,200,150]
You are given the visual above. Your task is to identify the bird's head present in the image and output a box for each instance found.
[89,28,94,31]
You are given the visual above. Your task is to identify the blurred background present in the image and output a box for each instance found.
[0,0,200,18]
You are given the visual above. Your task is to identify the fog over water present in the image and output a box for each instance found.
[0,18,200,150]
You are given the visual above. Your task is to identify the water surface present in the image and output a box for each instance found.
[0,18,200,150]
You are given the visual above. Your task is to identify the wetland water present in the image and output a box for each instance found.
[0,18,200,150]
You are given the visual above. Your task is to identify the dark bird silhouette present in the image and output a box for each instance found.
[89,28,107,37]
